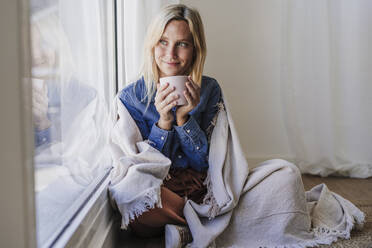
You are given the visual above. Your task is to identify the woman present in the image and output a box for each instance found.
[114,4,365,248]
[118,4,221,246]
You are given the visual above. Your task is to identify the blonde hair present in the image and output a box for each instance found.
[140,4,207,106]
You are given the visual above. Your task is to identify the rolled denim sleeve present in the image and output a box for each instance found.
[148,123,175,158]
[174,115,208,171]
[120,89,175,157]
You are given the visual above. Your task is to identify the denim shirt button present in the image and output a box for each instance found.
[186,129,190,133]
[178,155,182,159]
[161,136,165,140]
[196,146,200,150]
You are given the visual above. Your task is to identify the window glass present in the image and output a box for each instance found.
[30,0,113,246]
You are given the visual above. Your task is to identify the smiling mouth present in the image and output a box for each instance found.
[164,61,180,66]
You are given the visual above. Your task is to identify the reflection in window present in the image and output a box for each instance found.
[30,0,113,246]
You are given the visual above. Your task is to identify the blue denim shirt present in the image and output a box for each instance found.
[119,76,222,171]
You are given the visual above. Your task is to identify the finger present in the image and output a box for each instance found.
[162,99,178,113]
[32,88,44,99]
[155,83,169,102]
[185,80,200,100]
[32,108,42,119]
[183,89,193,104]
[185,79,196,92]
[157,85,175,102]
[33,106,45,118]
[33,102,47,114]
[33,93,48,106]
[159,82,169,91]
[32,82,48,97]
[187,76,200,90]
[32,88,48,104]
[33,102,42,112]
[161,93,179,110]
[32,99,44,109]
[186,83,198,99]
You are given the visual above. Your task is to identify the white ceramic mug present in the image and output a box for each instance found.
[159,75,189,106]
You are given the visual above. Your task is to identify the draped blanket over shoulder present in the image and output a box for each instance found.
[109,95,365,248]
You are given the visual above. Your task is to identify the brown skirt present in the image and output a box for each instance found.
[163,167,207,204]
[130,167,207,237]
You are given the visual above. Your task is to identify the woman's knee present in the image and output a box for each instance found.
[270,159,301,178]
[273,161,305,196]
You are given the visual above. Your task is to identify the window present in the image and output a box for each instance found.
[30,0,116,246]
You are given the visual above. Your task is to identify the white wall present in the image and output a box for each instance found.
[181,0,293,162]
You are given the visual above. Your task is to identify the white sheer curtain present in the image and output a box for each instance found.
[281,0,372,178]
[58,0,112,182]
[118,0,179,88]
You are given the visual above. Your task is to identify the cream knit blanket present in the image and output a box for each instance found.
[109,95,365,248]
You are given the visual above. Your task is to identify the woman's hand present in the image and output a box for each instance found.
[154,82,179,130]
[176,76,200,126]
[32,78,51,130]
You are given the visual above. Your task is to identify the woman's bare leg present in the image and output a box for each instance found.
[130,187,186,237]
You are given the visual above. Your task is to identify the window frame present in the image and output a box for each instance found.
[0,0,119,247]
[115,0,126,90]
[0,0,36,247]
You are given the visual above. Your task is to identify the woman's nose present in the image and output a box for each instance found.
[166,45,177,59]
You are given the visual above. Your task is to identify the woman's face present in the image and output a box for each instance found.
[154,20,194,78]
[31,25,57,79]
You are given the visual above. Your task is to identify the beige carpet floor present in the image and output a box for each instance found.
[302,174,372,248]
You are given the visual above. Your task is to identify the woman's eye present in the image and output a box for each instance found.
[159,40,167,45]
[178,42,188,47]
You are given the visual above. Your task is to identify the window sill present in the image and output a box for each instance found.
[49,172,117,248]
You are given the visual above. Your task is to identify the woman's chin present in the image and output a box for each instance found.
[158,65,188,77]
[162,68,189,76]
[160,71,182,77]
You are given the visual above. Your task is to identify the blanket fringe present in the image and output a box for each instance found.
[206,101,225,144]
[120,187,162,229]
[309,198,366,245]
[202,171,221,219]
[259,195,366,248]
[203,101,225,219]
